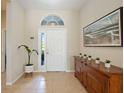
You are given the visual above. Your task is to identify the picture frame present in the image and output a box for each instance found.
[83,7,123,47]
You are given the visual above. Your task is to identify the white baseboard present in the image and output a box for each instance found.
[33,70,41,72]
[33,70,46,73]
[6,72,24,86]
[66,70,75,72]
[34,70,74,72]
[40,71,47,72]
[6,82,12,86]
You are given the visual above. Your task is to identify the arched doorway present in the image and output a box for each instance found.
[38,15,67,72]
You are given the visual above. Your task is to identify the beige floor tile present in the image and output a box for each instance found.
[2,72,87,93]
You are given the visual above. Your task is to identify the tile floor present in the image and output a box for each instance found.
[2,72,87,93]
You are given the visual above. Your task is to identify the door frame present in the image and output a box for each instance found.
[38,26,67,72]
[38,26,47,72]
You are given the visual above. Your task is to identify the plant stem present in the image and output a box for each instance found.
[28,53,30,65]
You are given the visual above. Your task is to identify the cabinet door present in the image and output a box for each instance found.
[81,64,87,87]
[74,58,79,77]
[75,61,81,81]
[82,72,87,87]
[87,72,107,93]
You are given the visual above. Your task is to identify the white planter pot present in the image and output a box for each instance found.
[105,63,111,68]
[84,56,87,59]
[95,60,100,64]
[79,55,82,57]
[25,65,34,73]
[88,58,91,60]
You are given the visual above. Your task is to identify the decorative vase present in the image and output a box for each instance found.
[25,65,34,73]
[95,60,100,64]
[88,58,91,60]
[105,63,111,68]
[79,55,82,58]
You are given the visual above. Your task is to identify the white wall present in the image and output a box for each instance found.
[80,0,123,67]
[1,11,6,72]
[1,11,6,29]
[6,0,26,84]
[24,10,80,71]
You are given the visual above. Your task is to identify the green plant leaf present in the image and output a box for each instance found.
[18,45,38,65]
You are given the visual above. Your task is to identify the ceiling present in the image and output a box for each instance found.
[17,0,85,10]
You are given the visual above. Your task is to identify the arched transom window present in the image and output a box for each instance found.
[41,15,64,26]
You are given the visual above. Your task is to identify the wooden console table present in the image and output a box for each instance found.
[74,56,123,93]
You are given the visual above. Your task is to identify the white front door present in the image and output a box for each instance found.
[46,28,67,71]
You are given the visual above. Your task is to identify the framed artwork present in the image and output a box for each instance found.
[83,7,123,47]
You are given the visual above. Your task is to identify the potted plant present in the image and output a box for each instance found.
[83,54,87,59]
[88,56,92,60]
[79,53,83,58]
[105,60,111,68]
[95,57,100,64]
[18,45,38,73]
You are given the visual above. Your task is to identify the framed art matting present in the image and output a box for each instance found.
[83,7,123,47]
